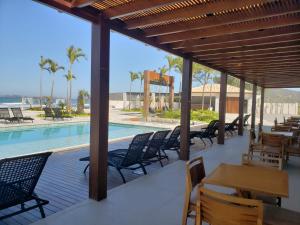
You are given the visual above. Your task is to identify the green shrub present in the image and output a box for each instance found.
[121,108,142,112]
[159,109,218,123]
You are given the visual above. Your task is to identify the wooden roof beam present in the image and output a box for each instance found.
[144,1,300,37]
[104,0,183,19]
[184,33,300,52]
[171,25,300,49]
[192,40,300,56]
[159,14,300,44]
[214,58,300,66]
[195,47,300,60]
[126,0,273,29]
[207,52,300,63]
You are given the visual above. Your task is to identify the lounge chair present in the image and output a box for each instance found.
[243,114,250,126]
[161,125,181,157]
[53,108,72,120]
[43,107,55,120]
[190,120,219,145]
[11,107,34,123]
[80,132,153,183]
[0,108,18,123]
[0,152,52,220]
[225,116,239,135]
[141,130,171,169]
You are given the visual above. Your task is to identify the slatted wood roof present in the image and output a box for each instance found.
[38,0,300,88]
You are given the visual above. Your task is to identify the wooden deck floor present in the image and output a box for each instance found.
[0,138,185,225]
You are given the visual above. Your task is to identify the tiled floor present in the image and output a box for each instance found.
[27,131,299,225]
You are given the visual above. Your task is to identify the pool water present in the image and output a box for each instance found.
[0,123,163,158]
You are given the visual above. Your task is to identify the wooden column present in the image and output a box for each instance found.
[180,58,192,161]
[251,84,257,129]
[143,71,150,121]
[238,79,245,136]
[218,73,227,144]
[259,87,265,131]
[89,16,110,201]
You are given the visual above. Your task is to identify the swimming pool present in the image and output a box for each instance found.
[0,123,163,158]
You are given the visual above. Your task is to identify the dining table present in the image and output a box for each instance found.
[202,163,289,198]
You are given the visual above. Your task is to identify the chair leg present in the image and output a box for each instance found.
[200,138,206,146]
[140,163,147,175]
[35,199,46,218]
[117,168,126,183]
[158,157,164,167]
[209,137,213,144]
[83,163,89,174]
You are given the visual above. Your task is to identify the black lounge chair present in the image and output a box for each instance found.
[190,120,219,145]
[11,108,34,123]
[225,116,239,135]
[243,114,251,126]
[43,108,54,120]
[161,125,181,157]
[0,152,52,220]
[80,132,153,183]
[108,132,153,183]
[0,108,17,123]
[53,108,72,120]
[141,130,171,169]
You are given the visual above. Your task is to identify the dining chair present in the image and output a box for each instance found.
[182,156,205,225]
[196,187,263,225]
[257,132,286,159]
[271,125,292,132]
[242,153,283,170]
[241,153,282,207]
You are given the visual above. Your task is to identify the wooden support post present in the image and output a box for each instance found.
[238,79,245,136]
[143,71,150,121]
[259,87,265,131]
[218,73,227,144]
[180,58,192,160]
[251,84,257,130]
[89,16,110,201]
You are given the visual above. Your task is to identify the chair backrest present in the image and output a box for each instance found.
[0,108,10,119]
[243,114,250,125]
[53,108,63,118]
[271,125,291,132]
[10,108,23,118]
[261,132,285,147]
[204,120,219,135]
[231,116,240,126]
[43,108,54,117]
[242,153,283,170]
[122,132,153,167]
[165,125,180,148]
[186,157,205,192]
[198,187,263,225]
[142,130,170,160]
[0,152,52,208]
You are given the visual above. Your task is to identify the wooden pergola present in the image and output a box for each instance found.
[36,0,300,201]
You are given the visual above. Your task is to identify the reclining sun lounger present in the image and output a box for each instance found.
[0,108,18,123]
[11,107,34,123]
[0,152,52,220]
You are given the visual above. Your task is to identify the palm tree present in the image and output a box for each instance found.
[77,89,89,114]
[138,71,144,107]
[46,59,64,106]
[64,70,76,110]
[66,46,86,111]
[38,56,49,108]
[129,71,139,110]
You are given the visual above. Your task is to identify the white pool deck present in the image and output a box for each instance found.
[32,132,300,225]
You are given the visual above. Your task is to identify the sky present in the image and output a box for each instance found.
[0,0,182,98]
[0,0,298,98]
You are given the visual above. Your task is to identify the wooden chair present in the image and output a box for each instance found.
[271,125,292,132]
[242,153,283,170]
[241,153,283,207]
[256,133,286,159]
[196,187,263,225]
[248,129,264,154]
[182,156,205,225]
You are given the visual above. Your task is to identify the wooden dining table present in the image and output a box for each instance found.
[202,163,289,198]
